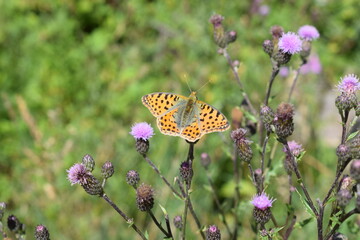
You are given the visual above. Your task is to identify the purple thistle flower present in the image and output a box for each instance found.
[283,140,303,157]
[279,66,290,78]
[130,122,154,140]
[300,54,322,75]
[258,5,270,16]
[298,25,320,41]
[251,192,276,210]
[278,32,303,54]
[67,163,89,185]
[337,74,360,94]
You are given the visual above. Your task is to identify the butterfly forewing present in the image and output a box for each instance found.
[142,93,187,117]
[157,109,181,136]
[197,101,230,133]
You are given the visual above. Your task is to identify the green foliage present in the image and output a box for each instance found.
[0,0,359,239]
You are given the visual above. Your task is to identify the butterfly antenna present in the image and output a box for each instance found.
[183,74,192,93]
[197,80,210,93]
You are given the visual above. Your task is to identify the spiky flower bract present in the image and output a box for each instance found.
[337,74,360,94]
[67,163,89,185]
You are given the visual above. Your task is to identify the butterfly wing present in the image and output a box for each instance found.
[180,120,202,142]
[156,108,181,137]
[197,100,230,134]
[142,93,188,117]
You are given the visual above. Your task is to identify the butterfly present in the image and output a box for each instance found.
[142,91,230,142]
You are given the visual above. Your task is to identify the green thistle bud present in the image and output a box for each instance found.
[136,183,155,211]
[348,134,360,159]
[101,161,114,179]
[253,207,272,224]
[82,154,95,172]
[260,105,275,132]
[337,189,352,207]
[350,159,360,182]
[231,128,253,162]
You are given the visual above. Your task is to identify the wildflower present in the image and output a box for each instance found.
[130,122,154,155]
[101,161,114,179]
[300,54,322,74]
[279,66,290,78]
[336,144,350,168]
[260,105,275,133]
[130,122,154,140]
[298,25,320,41]
[262,39,274,56]
[231,128,253,162]
[35,225,50,240]
[278,32,303,54]
[7,215,21,232]
[67,163,89,185]
[126,170,140,187]
[337,74,360,94]
[283,140,303,158]
[258,5,270,16]
[251,192,276,224]
[270,25,284,39]
[337,189,352,207]
[136,183,155,211]
[206,225,221,240]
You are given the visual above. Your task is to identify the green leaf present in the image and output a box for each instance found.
[295,188,316,219]
[158,203,167,215]
[329,210,343,229]
[243,110,258,123]
[347,130,359,142]
[294,217,313,229]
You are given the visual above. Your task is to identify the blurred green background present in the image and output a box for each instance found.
[1,0,360,239]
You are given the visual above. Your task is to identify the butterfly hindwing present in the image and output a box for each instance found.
[197,101,230,133]
[157,109,181,136]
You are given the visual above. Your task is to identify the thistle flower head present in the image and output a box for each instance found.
[278,32,303,54]
[300,54,322,75]
[206,225,221,240]
[337,74,360,94]
[283,140,303,158]
[130,122,154,140]
[251,192,276,210]
[67,163,89,185]
[270,25,284,39]
[136,183,155,211]
[209,14,224,28]
[298,25,320,41]
[35,224,50,240]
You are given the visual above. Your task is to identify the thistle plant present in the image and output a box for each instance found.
[62,13,360,240]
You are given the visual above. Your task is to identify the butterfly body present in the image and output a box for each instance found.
[142,91,229,142]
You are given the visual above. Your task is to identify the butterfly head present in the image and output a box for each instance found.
[189,91,198,101]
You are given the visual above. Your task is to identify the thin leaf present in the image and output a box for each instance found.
[295,188,316,219]
[158,203,167,215]
[347,130,359,142]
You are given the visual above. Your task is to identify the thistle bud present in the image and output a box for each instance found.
[179,161,193,184]
[101,161,114,179]
[260,105,275,132]
[348,135,360,159]
[130,122,154,155]
[35,224,50,240]
[7,215,21,232]
[335,93,357,112]
[136,139,150,155]
[262,40,274,56]
[82,154,95,172]
[126,170,140,187]
[226,30,237,44]
[81,174,104,196]
[331,233,348,240]
[173,215,183,229]
[337,189,352,207]
[356,104,360,116]
[272,50,292,65]
[254,168,263,187]
[209,14,226,48]
[136,183,154,211]
[274,103,294,139]
[336,144,350,169]
[206,225,221,240]
[231,128,253,162]
[350,160,360,182]
[271,25,284,40]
